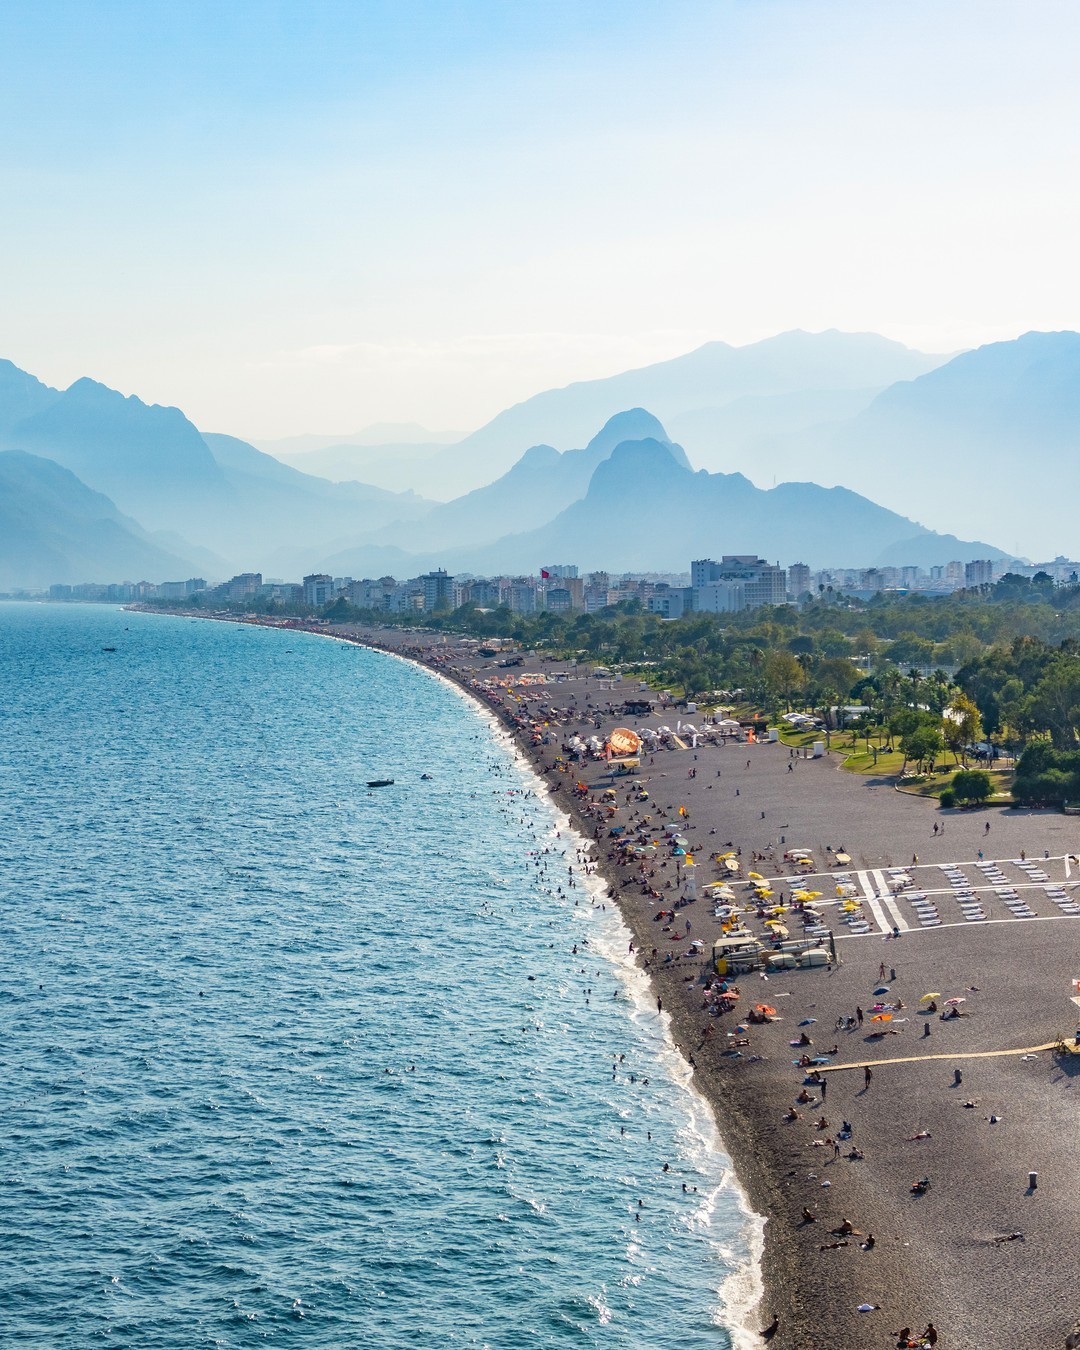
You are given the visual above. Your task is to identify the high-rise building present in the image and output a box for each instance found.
[504,582,537,614]
[964,559,994,588]
[226,572,262,601]
[691,557,787,611]
[302,573,334,606]
[787,563,811,600]
[420,569,454,611]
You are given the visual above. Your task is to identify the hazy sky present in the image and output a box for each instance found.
[1,0,1077,437]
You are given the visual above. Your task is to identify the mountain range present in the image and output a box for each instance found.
[3,328,1079,589]
[315,329,945,499]
[0,450,196,590]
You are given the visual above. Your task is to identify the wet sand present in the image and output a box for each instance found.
[158,613,1080,1348]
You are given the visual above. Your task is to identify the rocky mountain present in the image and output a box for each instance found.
[419,330,946,497]
[0,361,433,572]
[0,451,199,590]
[802,331,1080,557]
[454,439,1005,574]
[322,435,1003,577]
[0,359,60,436]
[3,377,231,529]
[343,409,686,555]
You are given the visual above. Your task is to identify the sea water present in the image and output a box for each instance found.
[0,603,761,1348]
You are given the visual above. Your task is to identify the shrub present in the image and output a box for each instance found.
[952,768,994,806]
[939,789,956,809]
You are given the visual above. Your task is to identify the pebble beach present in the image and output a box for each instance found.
[345,626,1080,1350]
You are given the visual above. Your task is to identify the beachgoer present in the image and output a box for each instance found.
[863,1066,873,1088]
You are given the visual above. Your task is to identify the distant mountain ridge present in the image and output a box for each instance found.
[321,431,1005,576]
[0,450,198,590]
[0,365,433,572]
[419,329,947,497]
[767,330,1080,557]
[8,327,1078,586]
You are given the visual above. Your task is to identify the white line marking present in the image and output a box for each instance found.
[872,868,910,930]
[832,912,1079,938]
[856,870,891,933]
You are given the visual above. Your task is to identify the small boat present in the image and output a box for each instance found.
[102,646,117,652]
[367,778,394,788]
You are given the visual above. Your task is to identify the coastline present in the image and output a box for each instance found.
[326,624,769,1345]
[129,609,1080,1349]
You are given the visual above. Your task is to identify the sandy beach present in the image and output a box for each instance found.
[328,624,1080,1350]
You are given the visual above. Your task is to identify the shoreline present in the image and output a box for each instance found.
[130,609,1080,1349]
[263,616,771,1344]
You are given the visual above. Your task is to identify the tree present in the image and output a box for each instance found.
[942,693,983,765]
[899,723,943,775]
[1029,658,1080,748]
[763,649,806,711]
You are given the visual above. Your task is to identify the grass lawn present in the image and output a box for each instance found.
[841,746,910,775]
[902,768,1015,802]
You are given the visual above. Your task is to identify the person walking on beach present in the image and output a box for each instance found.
[879,961,886,981]
[863,1066,873,1088]
[856,1006,864,1025]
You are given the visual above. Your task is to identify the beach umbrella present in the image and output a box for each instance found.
[798,1018,817,1026]
[944,997,966,1006]
[748,871,764,881]
[919,993,941,1002]
[869,1013,893,1022]
[754,1004,777,1016]
[873,985,890,995]
[797,857,814,868]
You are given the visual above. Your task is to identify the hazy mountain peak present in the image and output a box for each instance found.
[585,408,669,454]
[0,362,59,439]
[589,435,683,483]
[516,443,561,468]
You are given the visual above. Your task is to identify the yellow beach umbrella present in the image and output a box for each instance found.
[748,871,764,881]
[919,992,942,1002]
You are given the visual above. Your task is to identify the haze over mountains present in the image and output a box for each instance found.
[2,329,1078,589]
[291,330,943,500]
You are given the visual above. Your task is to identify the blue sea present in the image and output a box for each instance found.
[0,603,760,1348]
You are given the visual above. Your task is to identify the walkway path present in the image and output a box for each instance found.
[818,1041,1062,1072]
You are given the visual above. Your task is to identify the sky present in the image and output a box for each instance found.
[0,0,1078,438]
